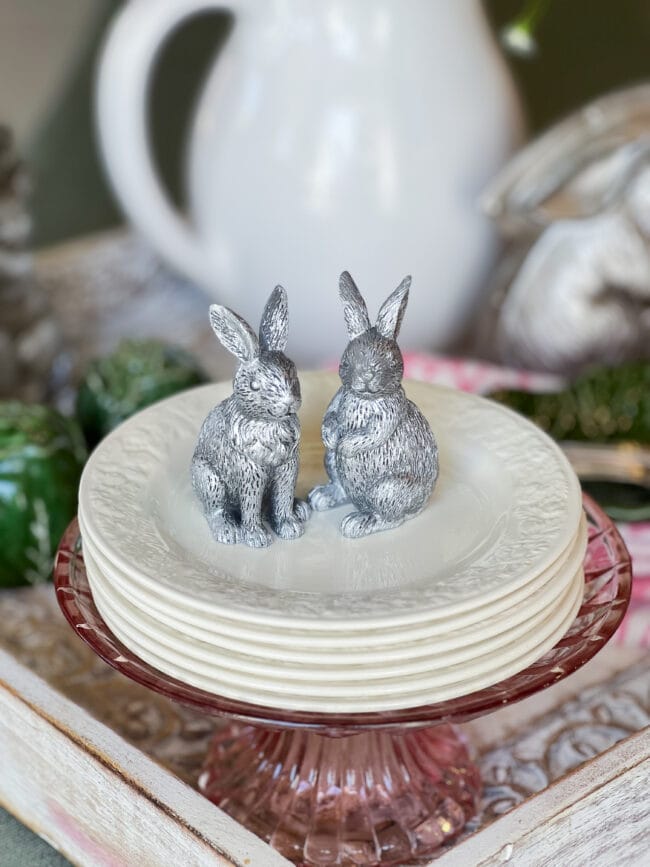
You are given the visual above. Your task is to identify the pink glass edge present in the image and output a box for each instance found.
[54,494,632,734]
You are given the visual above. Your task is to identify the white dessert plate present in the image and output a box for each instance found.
[79,373,583,628]
[90,573,583,713]
[80,515,586,655]
[87,550,582,682]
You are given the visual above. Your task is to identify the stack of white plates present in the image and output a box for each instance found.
[78,373,586,713]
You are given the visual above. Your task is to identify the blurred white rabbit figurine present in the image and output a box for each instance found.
[192,287,310,548]
[308,272,438,538]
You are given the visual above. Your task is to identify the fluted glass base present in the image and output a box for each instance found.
[199,722,480,866]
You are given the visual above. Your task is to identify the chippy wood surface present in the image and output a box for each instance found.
[0,660,286,867]
[0,586,291,867]
[0,585,648,867]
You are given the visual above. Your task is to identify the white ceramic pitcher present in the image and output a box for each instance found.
[97,0,523,363]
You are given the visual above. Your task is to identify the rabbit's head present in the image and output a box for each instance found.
[209,287,301,419]
[337,272,411,397]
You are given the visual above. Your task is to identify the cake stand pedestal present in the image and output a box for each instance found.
[55,495,631,866]
[200,722,479,865]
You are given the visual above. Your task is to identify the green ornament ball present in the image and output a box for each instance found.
[0,402,86,587]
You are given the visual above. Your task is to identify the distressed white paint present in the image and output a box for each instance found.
[0,650,290,867]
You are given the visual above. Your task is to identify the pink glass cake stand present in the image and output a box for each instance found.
[55,494,631,867]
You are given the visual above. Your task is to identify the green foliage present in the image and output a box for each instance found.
[75,339,208,447]
[0,403,86,586]
[489,362,650,445]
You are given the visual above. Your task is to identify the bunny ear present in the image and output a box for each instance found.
[259,285,289,352]
[339,271,371,339]
[376,276,411,339]
[209,304,259,362]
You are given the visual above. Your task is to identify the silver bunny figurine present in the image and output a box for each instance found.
[192,287,310,548]
[308,272,438,538]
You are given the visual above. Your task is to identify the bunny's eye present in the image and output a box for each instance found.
[250,380,261,392]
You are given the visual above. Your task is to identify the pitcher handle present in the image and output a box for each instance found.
[96,0,239,288]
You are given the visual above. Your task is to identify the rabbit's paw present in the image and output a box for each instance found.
[322,421,339,450]
[272,500,310,539]
[239,524,273,548]
[208,513,239,545]
[308,483,348,511]
[337,432,370,458]
[340,511,402,538]
[341,511,377,538]
[293,498,311,523]
[274,516,305,540]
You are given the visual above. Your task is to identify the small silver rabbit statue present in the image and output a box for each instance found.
[308,272,438,538]
[192,287,310,548]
